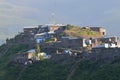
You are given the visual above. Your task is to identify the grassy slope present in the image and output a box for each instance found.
[0,44,72,80]
[0,44,29,80]
[0,44,120,80]
[19,60,72,80]
[16,59,120,80]
[71,60,120,80]
[64,27,103,38]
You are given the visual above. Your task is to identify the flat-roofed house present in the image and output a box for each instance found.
[38,24,64,33]
[60,36,87,49]
[34,32,57,43]
[24,26,38,35]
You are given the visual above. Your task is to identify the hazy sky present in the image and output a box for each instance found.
[0,0,120,39]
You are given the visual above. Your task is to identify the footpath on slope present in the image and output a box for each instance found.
[66,58,81,80]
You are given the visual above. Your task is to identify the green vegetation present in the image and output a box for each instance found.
[64,25,102,38]
[0,25,119,80]
[36,43,41,54]
[65,24,74,30]
[0,44,29,80]
[19,60,71,80]
[0,43,72,80]
[71,60,120,80]
[0,44,120,80]
[0,44,6,52]
[45,39,54,43]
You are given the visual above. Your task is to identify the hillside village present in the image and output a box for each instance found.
[5,24,120,65]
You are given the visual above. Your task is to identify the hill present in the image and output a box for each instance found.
[0,44,29,80]
[0,44,120,80]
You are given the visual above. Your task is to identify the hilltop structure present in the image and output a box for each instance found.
[6,24,120,65]
[83,26,106,36]
[6,24,120,49]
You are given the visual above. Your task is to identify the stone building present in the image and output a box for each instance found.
[60,36,87,49]
[83,26,106,36]
[89,36,119,48]
[23,26,38,35]
[100,37,119,43]
[49,25,60,32]
[38,25,49,33]
[90,27,106,36]
[38,24,65,33]
[11,49,36,64]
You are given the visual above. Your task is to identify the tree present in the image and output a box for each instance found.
[66,24,74,30]
[36,44,43,60]
[36,43,40,54]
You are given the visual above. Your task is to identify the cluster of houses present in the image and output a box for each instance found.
[10,24,120,65]
[11,49,51,65]
[23,24,107,48]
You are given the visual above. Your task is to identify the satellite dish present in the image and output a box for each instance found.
[85,40,92,45]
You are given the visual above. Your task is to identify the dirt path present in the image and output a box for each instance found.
[66,59,81,80]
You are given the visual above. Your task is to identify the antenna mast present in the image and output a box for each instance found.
[51,12,56,24]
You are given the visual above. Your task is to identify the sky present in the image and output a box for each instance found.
[0,0,120,42]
